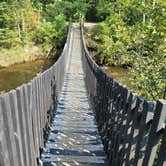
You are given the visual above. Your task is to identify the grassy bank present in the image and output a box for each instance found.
[0,45,44,67]
[0,36,65,67]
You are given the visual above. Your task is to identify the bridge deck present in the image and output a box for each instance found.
[41,26,107,166]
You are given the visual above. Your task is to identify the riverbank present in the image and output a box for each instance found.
[0,45,50,67]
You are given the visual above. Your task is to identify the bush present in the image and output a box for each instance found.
[33,13,67,54]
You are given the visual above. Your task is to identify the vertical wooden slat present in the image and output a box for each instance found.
[116,87,130,166]
[112,85,125,166]
[43,74,47,129]
[40,76,44,147]
[22,85,35,166]
[156,127,166,166]
[8,90,24,166]
[37,77,43,151]
[27,83,37,166]
[34,78,41,159]
[0,94,18,166]
[31,80,40,159]
[36,77,41,150]
[125,97,143,165]
[16,87,29,166]
[39,76,44,147]
[117,92,134,165]
[142,99,166,166]
[133,100,154,166]
[0,99,10,166]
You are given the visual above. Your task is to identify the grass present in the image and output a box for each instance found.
[0,44,49,67]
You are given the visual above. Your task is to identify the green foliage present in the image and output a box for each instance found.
[34,14,67,44]
[34,22,55,44]
[121,1,143,26]
[0,1,41,47]
[0,2,19,47]
[89,0,166,101]
[0,0,67,49]
[33,14,67,53]
[96,0,112,21]
[56,0,89,21]
[0,28,19,48]
[130,53,165,101]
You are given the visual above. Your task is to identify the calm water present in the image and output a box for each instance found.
[0,59,55,93]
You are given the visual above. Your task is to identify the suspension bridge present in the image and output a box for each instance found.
[0,23,165,166]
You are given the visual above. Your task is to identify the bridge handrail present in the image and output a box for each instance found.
[0,23,73,166]
[80,22,166,166]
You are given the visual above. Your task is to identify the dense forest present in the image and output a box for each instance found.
[0,0,165,101]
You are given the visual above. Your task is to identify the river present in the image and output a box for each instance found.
[0,59,55,93]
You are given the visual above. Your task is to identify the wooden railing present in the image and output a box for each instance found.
[80,23,166,166]
[0,24,73,166]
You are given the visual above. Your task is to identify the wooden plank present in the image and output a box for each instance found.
[0,99,10,166]
[142,99,166,166]
[39,76,44,148]
[156,127,166,166]
[117,92,134,165]
[43,75,47,129]
[111,84,124,165]
[22,85,35,166]
[8,90,24,166]
[34,79,40,158]
[116,87,131,166]
[36,77,43,151]
[27,83,37,166]
[16,87,29,166]
[36,78,42,151]
[112,85,125,166]
[39,76,45,149]
[0,94,19,166]
[106,81,117,163]
[101,77,112,153]
[125,97,143,166]
[133,100,154,166]
[31,79,40,159]
[41,75,47,146]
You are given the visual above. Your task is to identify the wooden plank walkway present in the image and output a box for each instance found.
[41,26,107,166]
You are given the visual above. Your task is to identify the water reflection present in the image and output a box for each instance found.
[0,59,55,93]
